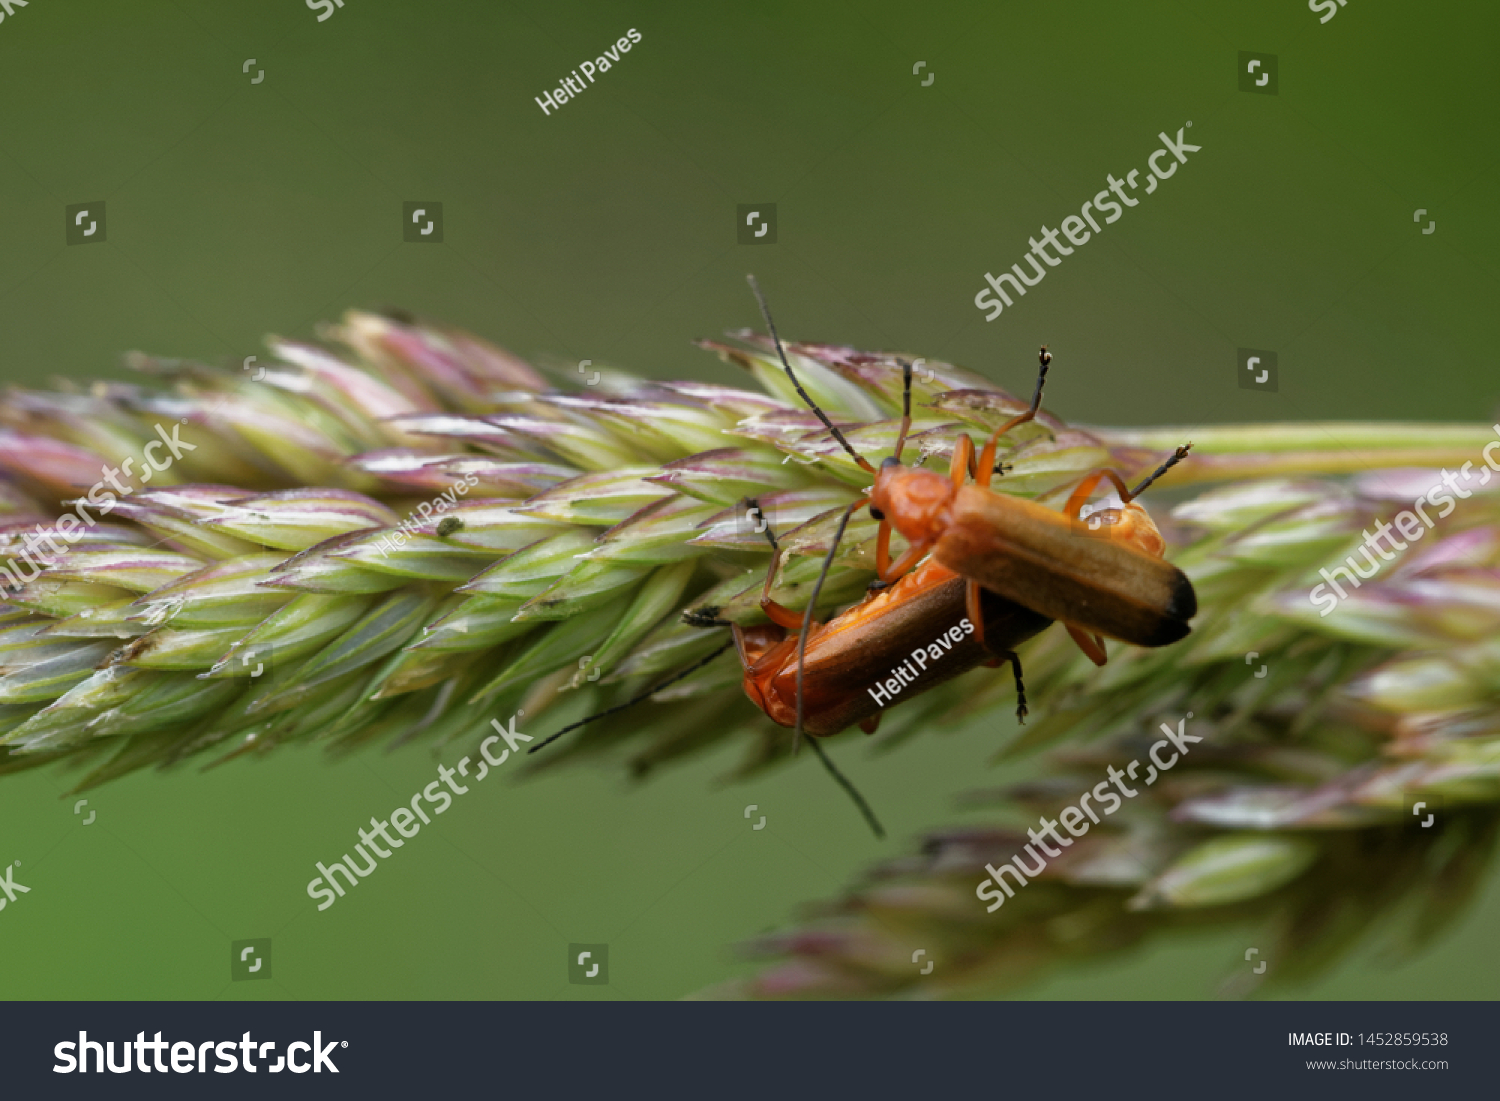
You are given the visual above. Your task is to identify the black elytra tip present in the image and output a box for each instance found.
[1139,570,1198,648]
[1168,568,1198,623]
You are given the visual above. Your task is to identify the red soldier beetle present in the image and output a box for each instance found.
[528,504,1053,838]
[731,533,1051,742]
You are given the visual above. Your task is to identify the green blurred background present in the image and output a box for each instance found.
[1,0,1497,1000]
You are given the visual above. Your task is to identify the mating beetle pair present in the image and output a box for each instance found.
[536,278,1196,835]
[732,278,1195,738]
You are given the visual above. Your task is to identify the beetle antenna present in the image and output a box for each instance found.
[974,346,1054,483]
[1028,345,1052,414]
[747,275,876,474]
[528,640,736,754]
[792,498,864,754]
[891,358,914,463]
[804,735,886,839]
[1125,442,1193,502]
[991,344,1052,438]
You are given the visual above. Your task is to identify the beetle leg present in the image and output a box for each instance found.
[875,517,894,578]
[951,433,975,489]
[879,540,932,585]
[860,713,881,735]
[1000,649,1028,723]
[975,427,1018,490]
[966,579,987,649]
[750,497,818,631]
[972,586,1029,721]
[1065,623,1109,666]
[979,641,1028,721]
[758,546,811,630]
[731,622,752,668]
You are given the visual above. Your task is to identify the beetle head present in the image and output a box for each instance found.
[870,463,955,544]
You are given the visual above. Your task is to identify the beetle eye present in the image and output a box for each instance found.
[869,506,886,521]
[880,456,901,469]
